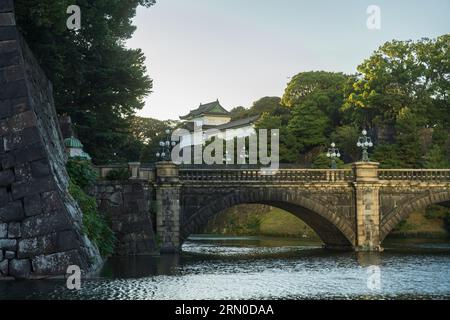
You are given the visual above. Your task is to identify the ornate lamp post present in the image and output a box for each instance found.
[357,129,373,162]
[156,129,176,161]
[326,142,341,169]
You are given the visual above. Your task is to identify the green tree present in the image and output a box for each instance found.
[330,125,361,162]
[312,153,344,169]
[255,113,301,163]
[288,98,329,153]
[15,0,155,164]
[343,35,450,129]
[423,145,449,168]
[230,97,284,121]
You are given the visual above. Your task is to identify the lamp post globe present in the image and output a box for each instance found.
[326,142,341,169]
[357,129,373,162]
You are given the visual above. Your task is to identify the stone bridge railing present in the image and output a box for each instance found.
[95,164,450,184]
[178,168,354,183]
[378,169,450,181]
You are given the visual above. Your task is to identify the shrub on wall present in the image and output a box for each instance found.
[105,167,131,181]
[69,181,116,257]
[66,157,98,189]
[66,158,115,257]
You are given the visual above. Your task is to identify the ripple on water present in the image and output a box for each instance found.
[1,237,450,300]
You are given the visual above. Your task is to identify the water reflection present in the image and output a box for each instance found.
[1,236,450,300]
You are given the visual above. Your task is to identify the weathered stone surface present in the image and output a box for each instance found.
[0,238,16,250]
[6,110,36,133]
[41,190,64,212]
[0,99,12,119]
[0,168,15,186]
[0,222,7,238]
[13,162,32,181]
[0,250,3,261]
[0,188,10,206]
[0,79,27,99]
[32,250,81,275]
[21,212,71,238]
[12,177,54,200]
[0,200,23,222]
[90,181,156,256]
[3,126,41,151]
[7,222,20,238]
[23,194,42,216]
[0,12,15,26]
[0,64,23,83]
[5,250,15,259]
[9,259,31,279]
[0,0,14,13]
[17,233,56,258]
[31,158,51,178]
[0,259,8,275]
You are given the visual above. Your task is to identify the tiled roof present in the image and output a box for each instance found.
[180,100,230,119]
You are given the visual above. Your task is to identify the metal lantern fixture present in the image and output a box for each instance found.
[357,129,374,162]
[156,129,176,161]
[326,142,341,169]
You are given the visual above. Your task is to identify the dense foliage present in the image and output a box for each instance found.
[105,168,131,181]
[238,36,449,169]
[66,159,115,257]
[66,158,98,189]
[15,0,155,164]
[69,181,115,257]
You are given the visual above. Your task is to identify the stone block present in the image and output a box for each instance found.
[0,222,7,238]
[0,169,15,186]
[0,50,19,68]
[0,259,7,274]
[0,26,17,41]
[10,97,29,114]
[0,187,10,206]
[32,250,81,275]
[0,99,12,119]
[23,194,42,216]
[0,39,17,54]
[7,110,36,133]
[13,162,32,181]
[0,152,15,169]
[31,158,50,178]
[0,238,16,250]
[9,259,31,279]
[0,64,24,83]
[7,222,20,238]
[0,200,23,222]
[56,230,80,252]
[21,212,71,238]
[0,12,15,26]
[4,250,14,259]
[4,126,41,151]
[41,190,64,212]
[12,177,54,200]
[0,250,3,261]
[17,233,56,258]
[0,0,14,13]
[10,142,46,167]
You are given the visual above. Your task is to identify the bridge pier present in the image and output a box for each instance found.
[155,162,181,254]
[353,162,383,252]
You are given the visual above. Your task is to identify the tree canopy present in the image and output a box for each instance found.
[15,0,155,163]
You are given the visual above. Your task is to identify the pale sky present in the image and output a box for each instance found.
[126,0,450,121]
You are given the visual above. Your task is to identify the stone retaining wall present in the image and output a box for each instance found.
[0,1,101,279]
[90,181,156,256]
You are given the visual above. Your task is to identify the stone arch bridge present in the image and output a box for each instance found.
[146,162,450,252]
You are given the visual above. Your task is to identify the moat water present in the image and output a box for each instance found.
[1,236,450,300]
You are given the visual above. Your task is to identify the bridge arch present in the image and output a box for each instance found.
[181,188,355,249]
[380,190,450,241]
